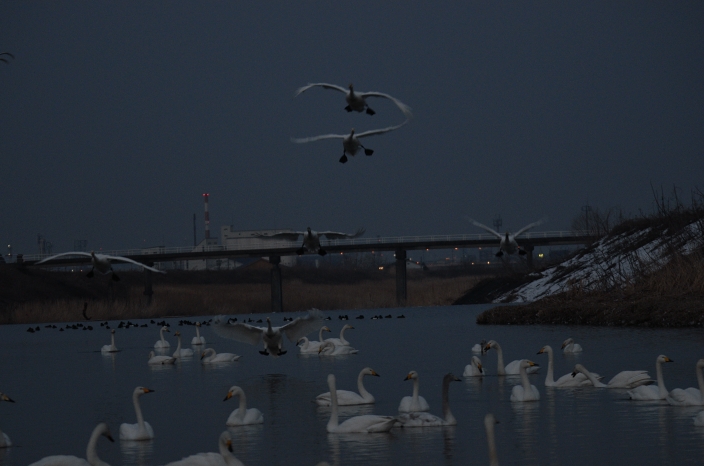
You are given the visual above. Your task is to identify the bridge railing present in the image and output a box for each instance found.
[19,230,589,263]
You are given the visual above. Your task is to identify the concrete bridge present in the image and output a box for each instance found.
[21,231,594,310]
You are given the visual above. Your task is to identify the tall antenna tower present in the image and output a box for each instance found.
[203,193,210,239]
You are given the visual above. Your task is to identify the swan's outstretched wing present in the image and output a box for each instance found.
[103,255,167,274]
[212,316,264,346]
[291,133,345,144]
[294,82,348,97]
[319,228,365,240]
[254,231,304,241]
[358,91,413,118]
[469,219,503,239]
[280,309,325,343]
[36,251,92,264]
[355,120,408,139]
[514,219,545,238]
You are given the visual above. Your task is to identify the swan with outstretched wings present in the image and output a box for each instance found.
[295,82,412,118]
[256,227,364,256]
[470,219,544,257]
[36,251,165,281]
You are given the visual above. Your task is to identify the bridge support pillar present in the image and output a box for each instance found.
[270,255,283,313]
[395,248,407,307]
[524,244,535,269]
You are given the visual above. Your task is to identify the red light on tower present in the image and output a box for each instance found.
[203,193,210,239]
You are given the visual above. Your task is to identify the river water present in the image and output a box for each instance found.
[1,304,703,465]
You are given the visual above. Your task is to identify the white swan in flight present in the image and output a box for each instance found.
[297,326,331,354]
[119,387,155,441]
[628,355,674,400]
[397,373,461,427]
[28,422,114,466]
[36,251,165,281]
[561,338,583,353]
[213,309,325,357]
[316,367,379,406]
[148,351,176,365]
[256,227,365,256]
[571,364,653,389]
[325,374,397,433]
[0,392,14,448]
[463,356,484,377]
[191,322,206,345]
[666,358,704,406]
[485,414,499,466]
[484,340,540,375]
[295,82,412,118]
[292,120,408,164]
[469,219,544,257]
[163,431,243,466]
[537,345,596,387]
[318,341,358,356]
[398,371,430,413]
[101,330,118,353]
[154,326,170,349]
[201,348,240,364]
[224,386,263,426]
[325,324,354,346]
[510,360,541,402]
[172,331,194,359]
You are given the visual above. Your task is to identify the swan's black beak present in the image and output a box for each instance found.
[224,392,233,401]
[571,371,577,377]
[106,434,115,442]
[227,440,233,452]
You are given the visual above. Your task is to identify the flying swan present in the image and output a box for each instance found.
[666,358,704,406]
[469,219,544,257]
[484,340,540,375]
[295,82,413,118]
[510,360,541,402]
[119,387,155,441]
[100,330,118,353]
[0,392,14,448]
[292,121,408,164]
[571,364,653,389]
[397,373,461,427]
[224,386,264,426]
[325,374,397,433]
[256,227,365,256]
[201,348,240,364]
[628,355,674,400]
[36,251,165,281]
[398,371,430,413]
[28,422,114,466]
[316,367,379,406]
[213,309,325,357]
[162,431,243,466]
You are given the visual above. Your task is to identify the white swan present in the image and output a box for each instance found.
[29,422,114,466]
[510,360,541,402]
[537,346,595,387]
[485,414,499,466]
[295,82,413,118]
[398,371,430,413]
[255,228,365,255]
[318,341,358,356]
[695,411,704,427]
[119,387,155,440]
[173,331,194,359]
[561,338,583,353]
[397,373,460,427]
[572,364,653,389]
[325,324,354,347]
[0,392,14,448]
[470,219,544,257]
[471,340,486,354]
[213,309,324,357]
[628,355,674,400]
[297,326,331,354]
[201,348,240,364]
[326,374,397,433]
[316,367,379,406]
[148,351,176,365]
[101,330,118,353]
[463,356,484,377]
[484,340,540,375]
[154,326,171,349]
[224,386,263,426]
[163,431,243,466]
[292,121,408,164]
[36,251,165,281]
[666,359,704,406]
[191,322,206,345]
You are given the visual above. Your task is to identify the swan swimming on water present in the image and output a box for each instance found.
[294,82,413,118]
[101,330,118,353]
[0,392,14,448]
[463,356,484,377]
[316,367,379,406]
[485,414,500,466]
[325,324,354,347]
[29,422,114,466]
[537,345,595,387]
[201,348,240,364]
[318,340,358,356]
[191,322,206,345]
[571,364,653,389]
[147,351,176,365]
[561,338,583,353]
[36,251,165,281]
[510,360,541,402]
[398,371,430,413]
[297,326,331,353]
[213,309,324,357]
[325,374,397,433]
[154,326,171,349]
[224,386,264,426]
[162,431,242,466]
[484,340,540,375]
[292,121,408,164]
[397,373,461,427]
[628,355,674,400]
[256,227,365,256]
[469,219,544,257]
[666,359,704,406]
[172,331,194,359]
[119,387,155,441]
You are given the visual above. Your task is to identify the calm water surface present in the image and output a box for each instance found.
[1,305,703,465]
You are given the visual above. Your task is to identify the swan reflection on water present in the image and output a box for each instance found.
[327,431,393,466]
[120,439,154,466]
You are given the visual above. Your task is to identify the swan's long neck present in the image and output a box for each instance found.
[581,366,606,388]
[696,362,704,397]
[318,327,325,342]
[196,326,201,339]
[357,371,371,400]
[441,377,455,424]
[327,376,338,431]
[110,332,115,349]
[300,337,310,350]
[520,364,531,391]
[204,348,215,362]
[175,335,182,355]
[219,435,241,466]
[545,347,554,385]
[655,359,667,397]
[235,390,247,420]
[86,425,105,466]
[412,376,420,404]
[485,417,499,466]
[160,328,165,343]
[339,326,349,346]
[133,391,145,429]
[494,343,506,376]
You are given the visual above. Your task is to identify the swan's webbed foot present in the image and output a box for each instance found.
[318,249,327,256]
[495,251,504,257]
[344,105,353,112]
[364,148,374,156]
[259,350,270,356]
[296,247,306,255]
[112,273,121,281]
[86,270,95,278]
[277,349,287,356]
[339,154,348,164]
[366,107,376,115]
[518,249,527,256]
